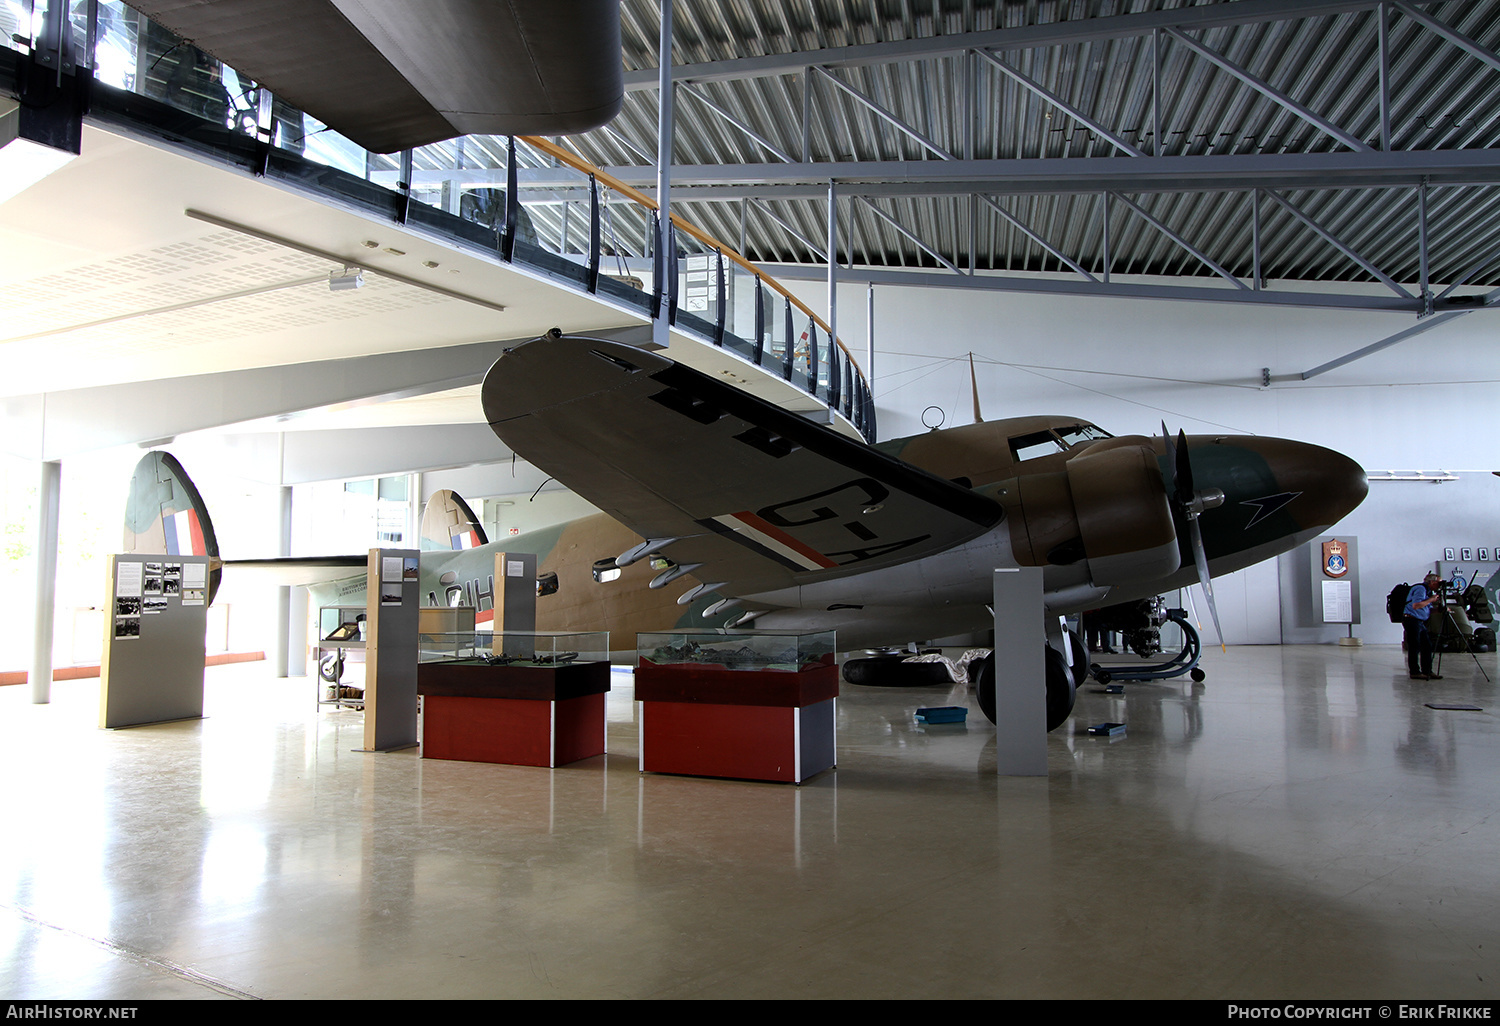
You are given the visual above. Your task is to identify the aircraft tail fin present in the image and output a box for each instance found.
[420,489,489,551]
[123,450,222,604]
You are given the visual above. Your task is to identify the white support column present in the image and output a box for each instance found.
[654,0,674,352]
[31,459,61,704]
[993,567,1048,775]
[275,482,292,677]
[826,179,837,358]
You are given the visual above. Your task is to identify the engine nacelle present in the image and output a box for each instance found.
[1064,440,1179,585]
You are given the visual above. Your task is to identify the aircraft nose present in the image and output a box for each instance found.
[1236,436,1368,530]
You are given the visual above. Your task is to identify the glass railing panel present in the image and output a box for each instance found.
[91,1,141,89]
[595,190,653,310]
[672,227,719,341]
[511,153,593,290]
[291,113,370,178]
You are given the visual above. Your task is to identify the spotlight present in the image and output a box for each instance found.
[329,267,364,291]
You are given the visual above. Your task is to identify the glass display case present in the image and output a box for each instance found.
[636,629,836,673]
[418,630,609,668]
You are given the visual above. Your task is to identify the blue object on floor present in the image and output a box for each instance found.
[916,706,968,724]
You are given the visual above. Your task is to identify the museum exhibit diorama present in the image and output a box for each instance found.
[3,0,1500,1003]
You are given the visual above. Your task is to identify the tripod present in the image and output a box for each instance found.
[1431,579,1491,683]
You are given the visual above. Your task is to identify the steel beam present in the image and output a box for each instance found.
[596,149,1500,198]
[759,262,1448,314]
[620,0,1380,91]
[1301,311,1471,379]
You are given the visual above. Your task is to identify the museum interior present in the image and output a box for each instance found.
[2,0,1498,1001]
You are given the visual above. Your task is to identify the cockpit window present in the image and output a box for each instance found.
[1009,423,1112,462]
[1054,423,1112,447]
[1009,430,1067,462]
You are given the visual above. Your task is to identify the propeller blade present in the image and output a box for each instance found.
[1187,515,1226,652]
[1175,429,1194,506]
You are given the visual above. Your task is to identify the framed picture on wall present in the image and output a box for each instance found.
[1463,547,1473,561]
[1479,548,1491,562]
[1444,547,1456,561]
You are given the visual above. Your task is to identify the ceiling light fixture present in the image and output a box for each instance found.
[329,267,364,291]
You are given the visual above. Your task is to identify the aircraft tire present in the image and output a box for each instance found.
[842,654,952,687]
[973,651,1076,731]
[1066,630,1088,689]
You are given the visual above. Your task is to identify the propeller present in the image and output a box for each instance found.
[1163,422,1227,651]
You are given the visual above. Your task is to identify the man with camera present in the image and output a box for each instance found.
[1404,572,1445,680]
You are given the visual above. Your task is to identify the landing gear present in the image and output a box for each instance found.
[972,646,1077,731]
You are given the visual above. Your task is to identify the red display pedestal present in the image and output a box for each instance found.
[418,660,609,767]
[635,662,838,783]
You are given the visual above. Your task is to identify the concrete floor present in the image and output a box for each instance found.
[2,644,1497,1000]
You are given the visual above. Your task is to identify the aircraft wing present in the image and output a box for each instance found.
[222,556,369,588]
[482,333,1004,599]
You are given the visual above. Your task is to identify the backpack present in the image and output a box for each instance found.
[1387,582,1412,624]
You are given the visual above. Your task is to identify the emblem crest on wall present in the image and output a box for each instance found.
[1322,538,1349,578]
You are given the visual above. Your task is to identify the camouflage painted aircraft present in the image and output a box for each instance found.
[476,330,1368,727]
[123,327,1366,729]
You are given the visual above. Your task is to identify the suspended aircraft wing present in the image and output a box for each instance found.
[482,333,1004,601]
[221,556,368,587]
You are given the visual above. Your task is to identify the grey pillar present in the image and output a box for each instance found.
[275,483,292,677]
[31,459,61,704]
[993,567,1048,775]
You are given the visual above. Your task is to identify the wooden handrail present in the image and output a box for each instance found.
[519,135,861,374]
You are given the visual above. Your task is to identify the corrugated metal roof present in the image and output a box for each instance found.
[553,0,1500,289]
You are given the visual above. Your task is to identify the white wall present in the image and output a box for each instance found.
[789,275,1500,644]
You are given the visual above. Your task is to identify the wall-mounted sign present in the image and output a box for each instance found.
[1322,539,1349,578]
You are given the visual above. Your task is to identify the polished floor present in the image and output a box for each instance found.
[2,644,1497,1000]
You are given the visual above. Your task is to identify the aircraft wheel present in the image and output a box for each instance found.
[319,655,344,683]
[1045,647,1077,730]
[975,654,996,724]
[973,650,1076,731]
[1066,630,1088,689]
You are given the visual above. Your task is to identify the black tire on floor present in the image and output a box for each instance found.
[842,655,953,687]
[974,650,1077,731]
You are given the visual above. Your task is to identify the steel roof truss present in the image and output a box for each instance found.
[1161,26,1371,154]
[678,82,796,163]
[1111,193,1249,290]
[973,48,1144,158]
[856,197,962,275]
[977,195,1097,282]
[810,65,954,161]
[1262,190,1415,298]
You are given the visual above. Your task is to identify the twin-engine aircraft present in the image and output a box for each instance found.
[123,330,1367,730]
